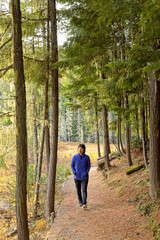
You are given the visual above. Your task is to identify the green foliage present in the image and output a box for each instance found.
[0,117,12,126]
[56,163,72,181]
[27,164,35,186]
[0,154,6,169]
[130,136,142,150]
[150,220,160,240]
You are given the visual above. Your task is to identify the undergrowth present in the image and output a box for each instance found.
[0,146,72,240]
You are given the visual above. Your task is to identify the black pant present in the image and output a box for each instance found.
[74,178,88,205]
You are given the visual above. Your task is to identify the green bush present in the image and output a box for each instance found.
[56,163,71,181]
[130,136,142,149]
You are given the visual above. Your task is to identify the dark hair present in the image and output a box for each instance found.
[78,144,86,153]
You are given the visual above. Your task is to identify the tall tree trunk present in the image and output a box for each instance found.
[106,113,111,154]
[117,117,123,156]
[149,68,160,199]
[45,0,50,175]
[118,98,125,154]
[145,91,149,142]
[124,93,133,166]
[46,0,58,217]
[78,108,81,143]
[67,110,71,142]
[95,98,101,157]
[11,0,29,239]
[34,69,50,216]
[34,126,45,217]
[140,88,148,166]
[135,102,140,140]
[101,72,111,155]
[45,81,50,175]
[32,88,38,181]
[102,105,111,170]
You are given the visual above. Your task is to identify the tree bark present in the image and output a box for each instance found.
[45,0,50,175]
[44,80,50,176]
[78,108,81,143]
[34,126,45,217]
[149,69,160,199]
[140,89,148,166]
[11,0,29,239]
[135,103,140,140]
[106,112,111,154]
[124,93,133,166]
[117,117,123,156]
[46,0,58,217]
[32,88,38,180]
[102,104,111,170]
[95,98,101,157]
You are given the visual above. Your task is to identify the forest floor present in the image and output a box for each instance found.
[46,155,154,240]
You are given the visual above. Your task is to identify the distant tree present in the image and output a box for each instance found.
[10,0,29,239]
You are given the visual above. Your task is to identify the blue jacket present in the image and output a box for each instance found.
[71,153,91,180]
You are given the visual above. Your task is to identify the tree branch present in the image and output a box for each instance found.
[0,111,15,117]
[2,20,12,37]
[0,97,15,100]
[0,64,13,78]
[0,36,12,51]
[0,64,13,72]
[22,17,49,22]
[24,56,48,62]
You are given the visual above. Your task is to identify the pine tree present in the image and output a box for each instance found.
[11,0,29,238]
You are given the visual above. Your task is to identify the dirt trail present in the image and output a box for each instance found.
[46,167,152,240]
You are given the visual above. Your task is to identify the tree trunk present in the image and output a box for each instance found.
[67,110,71,142]
[102,104,111,170]
[32,88,38,180]
[46,0,58,217]
[140,89,148,166]
[34,126,45,217]
[95,98,101,157]
[34,62,50,216]
[145,104,149,141]
[106,112,111,154]
[118,99,125,154]
[145,90,149,142]
[117,117,123,156]
[44,71,50,176]
[78,108,81,143]
[149,69,160,199]
[11,0,29,239]
[45,0,50,175]
[135,103,140,140]
[124,93,133,166]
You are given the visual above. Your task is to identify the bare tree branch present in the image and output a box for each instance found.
[0,64,13,78]
[0,36,12,51]
[2,20,12,37]
[0,64,13,72]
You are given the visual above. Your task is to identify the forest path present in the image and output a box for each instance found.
[46,166,152,240]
